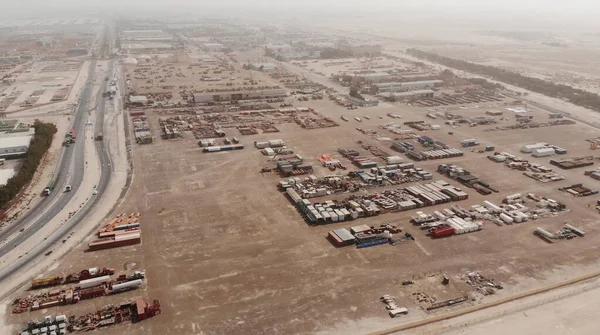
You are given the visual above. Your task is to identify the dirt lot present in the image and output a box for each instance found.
[0,60,82,113]
[7,88,600,334]
[124,53,278,105]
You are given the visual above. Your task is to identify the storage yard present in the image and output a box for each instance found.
[40,86,600,334]
[8,18,600,335]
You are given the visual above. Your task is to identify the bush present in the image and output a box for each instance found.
[0,121,57,209]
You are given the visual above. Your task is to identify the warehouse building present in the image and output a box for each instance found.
[121,43,173,53]
[121,30,173,42]
[249,63,277,72]
[202,43,224,52]
[345,95,379,107]
[372,80,443,94]
[381,89,434,101]
[357,72,391,83]
[193,88,287,103]
[129,95,148,106]
[336,42,382,56]
[0,136,32,157]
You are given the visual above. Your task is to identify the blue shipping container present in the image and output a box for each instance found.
[357,238,389,248]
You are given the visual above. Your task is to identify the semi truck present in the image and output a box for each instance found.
[43,180,55,196]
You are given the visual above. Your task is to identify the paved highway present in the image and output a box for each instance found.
[0,60,96,255]
[0,22,115,248]
[0,25,115,285]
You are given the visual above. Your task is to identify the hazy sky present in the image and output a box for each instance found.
[4,0,600,13]
[3,0,600,31]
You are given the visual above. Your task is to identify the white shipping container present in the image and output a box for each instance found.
[336,209,346,221]
[482,201,502,213]
[532,147,555,157]
[254,141,269,149]
[386,156,403,164]
[521,143,547,153]
[499,213,514,224]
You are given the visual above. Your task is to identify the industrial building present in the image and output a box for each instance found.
[202,43,224,52]
[0,135,32,157]
[129,95,148,106]
[193,88,287,103]
[121,43,173,53]
[381,90,435,101]
[249,63,277,72]
[356,72,391,83]
[120,30,173,42]
[372,80,443,94]
[336,42,382,56]
[345,95,379,107]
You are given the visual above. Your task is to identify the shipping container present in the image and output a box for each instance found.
[430,225,455,238]
[357,238,389,248]
[88,233,141,251]
[521,143,548,153]
[532,147,555,157]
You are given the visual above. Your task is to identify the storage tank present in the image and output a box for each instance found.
[79,275,111,289]
[268,139,285,147]
[111,279,143,292]
[535,227,554,239]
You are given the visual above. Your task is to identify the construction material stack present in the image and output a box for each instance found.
[89,213,142,251]
[14,271,146,314]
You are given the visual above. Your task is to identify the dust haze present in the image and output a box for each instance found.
[3,1,600,335]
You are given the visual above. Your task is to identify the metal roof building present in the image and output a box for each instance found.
[358,72,391,82]
[129,95,148,105]
[193,89,287,103]
[374,80,443,93]
[381,89,434,101]
[0,135,32,157]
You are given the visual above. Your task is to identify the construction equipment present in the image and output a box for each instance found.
[31,276,64,289]
[65,267,115,284]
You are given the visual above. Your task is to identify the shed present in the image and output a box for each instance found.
[332,228,356,244]
[129,95,148,105]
